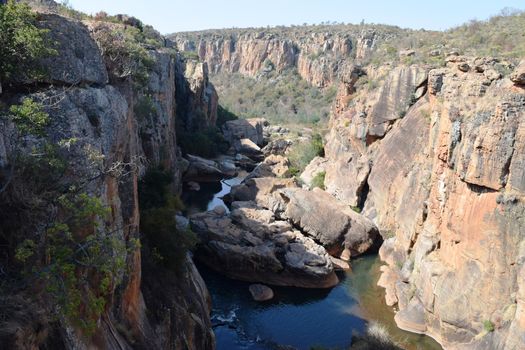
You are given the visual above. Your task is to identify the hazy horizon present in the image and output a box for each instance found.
[62,0,525,35]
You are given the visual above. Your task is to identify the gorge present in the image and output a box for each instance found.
[0,1,524,350]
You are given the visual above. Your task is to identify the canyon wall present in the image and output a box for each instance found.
[0,9,216,350]
[172,27,400,87]
[325,55,525,349]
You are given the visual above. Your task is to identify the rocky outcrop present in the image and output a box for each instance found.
[322,55,525,349]
[511,60,525,86]
[190,204,338,288]
[175,58,218,131]
[0,10,216,350]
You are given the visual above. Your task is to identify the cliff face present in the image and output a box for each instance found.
[325,55,525,349]
[172,28,397,87]
[0,11,215,350]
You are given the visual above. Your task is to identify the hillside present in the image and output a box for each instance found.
[171,9,525,124]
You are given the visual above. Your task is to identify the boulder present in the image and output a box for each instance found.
[273,188,380,259]
[223,118,266,147]
[510,60,525,85]
[246,154,290,180]
[300,156,328,187]
[261,138,292,156]
[190,207,338,288]
[234,138,263,160]
[183,154,225,182]
[249,284,274,301]
[230,177,298,207]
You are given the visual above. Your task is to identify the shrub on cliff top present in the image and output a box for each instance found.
[0,0,56,82]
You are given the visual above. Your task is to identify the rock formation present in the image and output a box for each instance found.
[171,27,401,87]
[0,8,217,350]
[321,54,525,349]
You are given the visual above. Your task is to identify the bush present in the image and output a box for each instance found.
[216,105,238,128]
[483,320,495,332]
[91,23,154,85]
[0,0,56,82]
[139,168,198,272]
[287,133,325,173]
[310,171,326,190]
[177,127,229,158]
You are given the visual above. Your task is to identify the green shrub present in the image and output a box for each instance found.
[177,127,229,158]
[216,105,238,127]
[91,24,154,85]
[287,133,325,174]
[139,168,198,272]
[483,320,495,332]
[134,95,157,122]
[0,0,56,82]
[310,171,326,190]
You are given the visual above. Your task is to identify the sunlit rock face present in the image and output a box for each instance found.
[325,55,525,349]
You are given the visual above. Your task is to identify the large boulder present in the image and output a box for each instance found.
[230,177,298,207]
[273,188,380,259]
[246,154,290,180]
[183,154,226,182]
[510,60,525,86]
[222,118,266,147]
[190,205,338,288]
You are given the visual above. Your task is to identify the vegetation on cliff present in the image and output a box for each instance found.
[0,0,56,82]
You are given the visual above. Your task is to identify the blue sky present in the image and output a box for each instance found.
[64,0,525,34]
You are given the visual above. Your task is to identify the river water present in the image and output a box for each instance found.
[183,175,442,350]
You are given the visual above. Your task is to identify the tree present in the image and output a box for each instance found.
[0,0,56,82]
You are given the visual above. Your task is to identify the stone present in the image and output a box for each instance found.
[190,209,338,288]
[457,62,470,72]
[510,60,525,85]
[300,156,328,188]
[399,49,416,57]
[223,118,266,147]
[183,154,226,182]
[330,256,351,271]
[261,139,292,156]
[249,284,274,301]
[246,154,290,180]
[187,181,201,191]
[273,188,380,258]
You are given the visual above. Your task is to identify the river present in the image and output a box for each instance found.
[182,174,442,350]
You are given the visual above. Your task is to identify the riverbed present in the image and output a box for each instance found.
[183,175,442,350]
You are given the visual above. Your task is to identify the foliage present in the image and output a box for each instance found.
[216,105,238,128]
[92,23,154,85]
[1,98,133,335]
[0,0,56,82]
[212,70,337,125]
[177,127,229,158]
[16,193,127,334]
[8,98,49,137]
[483,320,495,332]
[310,171,326,190]
[139,168,198,272]
[134,95,158,122]
[287,133,325,174]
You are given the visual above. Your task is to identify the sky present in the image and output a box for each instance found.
[63,0,525,34]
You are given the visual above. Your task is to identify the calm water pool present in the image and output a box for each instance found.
[184,176,442,350]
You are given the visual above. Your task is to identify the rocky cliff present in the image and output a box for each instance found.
[172,26,402,87]
[0,7,216,350]
[322,54,525,349]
